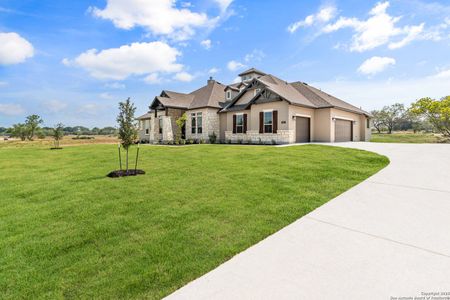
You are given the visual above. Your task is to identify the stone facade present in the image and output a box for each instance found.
[225,129,294,144]
[185,108,220,142]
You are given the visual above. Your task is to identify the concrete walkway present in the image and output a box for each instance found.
[166,143,450,299]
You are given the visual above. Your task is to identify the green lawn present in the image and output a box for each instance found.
[370,132,444,143]
[0,144,388,299]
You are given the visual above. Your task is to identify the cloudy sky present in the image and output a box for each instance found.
[1,0,450,127]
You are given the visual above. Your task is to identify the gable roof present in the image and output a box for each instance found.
[136,112,152,120]
[290,82,369,115]
[189,81,226,109]
[238,68,266,77]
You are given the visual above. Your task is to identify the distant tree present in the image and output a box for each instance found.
[370,110,385,133]
[0,127,7,135]
[410,96,450,137]
[10,123,28,141]
[117,98,138,173]
[51,123,64,148]
[99,126,117,135]
[25,114,43,140]
[380,103,406,134]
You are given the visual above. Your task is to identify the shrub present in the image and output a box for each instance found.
[271,139,277,145]
[237,139,243,144]
[200,138,205,144]
[180,139,186,145]
[259,138,263,145]
[227,139,231,144]
[209,132,217,144]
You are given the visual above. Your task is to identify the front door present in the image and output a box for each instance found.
[296,117,310,143]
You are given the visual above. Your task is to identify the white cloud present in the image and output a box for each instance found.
[358,56,396,75]
[144,73,163,84]
[100,92,114,100]
[208,67,220,74]
[174,71,194,82]
[0,32,34,65]
[65,41,183,80]
[321,1,435,52]
[227,60,246,71]
[0,103,25,116]
[200,39,212,49]
[288,5,337,33]
[90,0,231,41]
[214,0,233,13]
[433,68,450,78]
[313,75,450,111]
[42,100,68,113]
[78,103,102,115]
[104,82,125,89]
[244,49,265,63]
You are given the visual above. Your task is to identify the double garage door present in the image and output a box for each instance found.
[335,119,353,142]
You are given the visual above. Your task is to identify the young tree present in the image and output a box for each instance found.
[9,123,28,141]
[25,114,43,140]
[175,113,187,143]
[117,98,138,173]
[51,123,64,148]
[410,96,450,137]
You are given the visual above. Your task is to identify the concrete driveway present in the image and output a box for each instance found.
[166,142,450,300]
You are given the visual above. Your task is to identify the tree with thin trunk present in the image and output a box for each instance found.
[370,110,385,133]
[10,123,28,141]
[25,114,43,140]
[51,123,64,148]
[116,98,137,174]
[380,103,405,134]
[410,96,450,137]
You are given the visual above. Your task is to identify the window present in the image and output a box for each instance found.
[366,118,370,129]
[159,118,163,134]
[191,112,203,134]
[235,114,244,133]
[264,111,273,133]
[145,119,150,135]
[226,90,232,100]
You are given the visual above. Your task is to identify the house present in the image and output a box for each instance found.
[137,68,371,144]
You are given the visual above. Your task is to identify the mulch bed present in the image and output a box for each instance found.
[107,169,145,178]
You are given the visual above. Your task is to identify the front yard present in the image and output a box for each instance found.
[0,144,388,299]
[370,132,446,143]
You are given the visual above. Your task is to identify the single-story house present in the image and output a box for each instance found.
[137,68,371,144]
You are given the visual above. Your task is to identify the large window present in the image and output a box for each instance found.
[264,111,273,133]
[235,114,244,133]
[226,90,232,100]
[366,118,370,129]
[159,118,163,134]
[191,112,203,134]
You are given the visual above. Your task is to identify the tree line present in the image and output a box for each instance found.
[1,115,117,140]
[371,96,450,137]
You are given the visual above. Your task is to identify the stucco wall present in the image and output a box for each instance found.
[288,105,316,143]
[330,108,363,142]
[314,108,332,142]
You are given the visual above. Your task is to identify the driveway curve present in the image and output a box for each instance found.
[166,142,450,300]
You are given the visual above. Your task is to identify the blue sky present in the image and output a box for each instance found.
[1,0,450,127]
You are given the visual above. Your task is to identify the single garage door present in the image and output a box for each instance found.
[335,119,353,142]
[296,117,310,143]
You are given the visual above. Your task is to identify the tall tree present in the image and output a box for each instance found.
[51,123,64,148]
[117,98,137,173]
[380,103,405,134]
[410,96,450,137]
[370,110,385,133]
[25,114,43,140]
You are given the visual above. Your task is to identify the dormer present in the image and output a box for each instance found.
[238,68,266,82]
[224,85,240,100]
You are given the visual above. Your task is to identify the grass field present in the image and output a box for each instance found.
[370,132,446,143]
[0,144,388,299]
[0,135,119,148]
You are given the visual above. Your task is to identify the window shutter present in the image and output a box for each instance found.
[243,114,247,133]
[273,110,278,133]
[233,114,237,134]
[259,112,264,133]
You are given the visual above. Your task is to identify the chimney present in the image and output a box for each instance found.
[207,76,214,84]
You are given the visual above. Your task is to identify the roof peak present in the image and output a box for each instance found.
[238,67,266,77]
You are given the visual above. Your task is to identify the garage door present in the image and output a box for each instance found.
[296,117,310,143]
[335,119,352,142]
